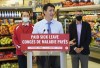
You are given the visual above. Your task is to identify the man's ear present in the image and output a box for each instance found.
[43,10,46,15]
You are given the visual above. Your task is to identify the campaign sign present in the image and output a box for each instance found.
[21,34,69,51]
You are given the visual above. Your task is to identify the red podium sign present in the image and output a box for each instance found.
[21,34,69,51]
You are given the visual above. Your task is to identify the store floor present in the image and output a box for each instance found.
[33,54,100,68]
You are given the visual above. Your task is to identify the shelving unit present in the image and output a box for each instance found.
[0,57,18,62]
[58,5,100,11]
[0,46,15,50]
[57,5,100,60]
[0,7,33,67]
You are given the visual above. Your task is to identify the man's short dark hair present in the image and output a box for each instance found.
[43,3,55,11]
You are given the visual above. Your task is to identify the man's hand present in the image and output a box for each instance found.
[79,47,84,52]
[75,48,81,53]
[69,39,76,46]
[32,56,37,63]
[74,47,84,53]
[16,45,21,49]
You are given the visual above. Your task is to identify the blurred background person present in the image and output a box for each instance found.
[13,11,33,68]
[69,10,92,68]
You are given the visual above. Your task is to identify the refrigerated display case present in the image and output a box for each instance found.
[57,5,100,60]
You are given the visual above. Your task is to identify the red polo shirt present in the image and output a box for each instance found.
[12,22,33,55]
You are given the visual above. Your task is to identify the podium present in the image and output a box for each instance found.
[21,34,69,68]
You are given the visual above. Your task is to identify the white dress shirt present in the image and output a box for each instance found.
[76,22,82,46]
[32,19,64,34]
[32,19,64,56]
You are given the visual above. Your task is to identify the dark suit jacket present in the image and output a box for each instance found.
[69,21,92,55]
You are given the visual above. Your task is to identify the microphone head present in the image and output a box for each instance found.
[43,29,45,32]
[43,29,46,33]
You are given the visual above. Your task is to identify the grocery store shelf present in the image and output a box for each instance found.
[0,46,15,50]
[90,46,100,53]
[0,57,18,62]
[90,46,100,60]
[90,51,100,60]
[0,34,12,36]
[59,5,100,11]
[0,6,33,9]
[0,17,21,19]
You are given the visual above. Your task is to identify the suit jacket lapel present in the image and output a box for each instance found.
[80,22,84,46]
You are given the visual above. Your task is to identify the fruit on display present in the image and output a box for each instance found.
[89,21,100,47]
[61,0,94,7]
[8,24,17,34]
[94,22,100,30]
[90,37,97,46]
[0,37,12,45]
[78,1,94,6]
[0,52,4,59]
[62,0,73,7]
[1,63,18,68]
[62,1,73,7]
[83,15,98,21]
[0,19,17,35]
[4,52,14,59]
[96,18,100,22]
[0,25,10,35]
[0,51,16,59]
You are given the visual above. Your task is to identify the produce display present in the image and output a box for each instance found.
[0,7,32,67]
[0,52,4,59]
[0,25,10,35]
[0,63,18,68]
[0,37,12,46]
[8,24,17,34]
[83,15,98,21]
[61,0,94,7]
[0,51,16,59]
[90,21,100,47]
[0,19,17,35]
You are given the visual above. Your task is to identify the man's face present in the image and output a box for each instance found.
[75,11,83,21]
[44,6,55,20]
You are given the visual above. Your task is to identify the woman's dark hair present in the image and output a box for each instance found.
[21,11,30,17]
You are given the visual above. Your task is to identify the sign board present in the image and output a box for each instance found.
[21,34,69,51]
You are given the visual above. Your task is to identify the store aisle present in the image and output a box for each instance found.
[33,55,100,68]
[66,54,100,68]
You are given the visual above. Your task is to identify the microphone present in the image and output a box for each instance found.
[43,29,46,33]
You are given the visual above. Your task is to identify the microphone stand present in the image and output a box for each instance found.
[45,29,50,68]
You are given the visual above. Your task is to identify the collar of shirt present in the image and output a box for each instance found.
[43,19,54,24]
[76,21,82,25]
[22,22,29,26]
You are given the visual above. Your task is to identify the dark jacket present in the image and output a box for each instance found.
[69,21,92,55]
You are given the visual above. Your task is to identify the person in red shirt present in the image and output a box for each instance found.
[13,11,33,68]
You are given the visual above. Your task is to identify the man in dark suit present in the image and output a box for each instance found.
[69,10,92,68]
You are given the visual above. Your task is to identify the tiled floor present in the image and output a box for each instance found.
[33,55,100,68]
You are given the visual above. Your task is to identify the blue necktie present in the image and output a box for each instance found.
[47,22,51,33]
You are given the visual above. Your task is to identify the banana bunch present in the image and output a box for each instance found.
[0,37,12,45]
